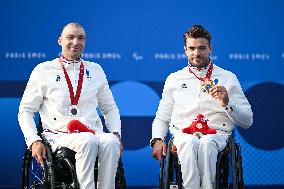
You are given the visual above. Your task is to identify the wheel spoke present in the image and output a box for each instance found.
[28,160,45,187]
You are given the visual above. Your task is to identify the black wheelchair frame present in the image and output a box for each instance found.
[159,135,244,189]
[21,122,126,189]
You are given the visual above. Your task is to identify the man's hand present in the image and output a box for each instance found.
[209,85,229,107]
[113,132,123,156]
[119,143,123,157]
[31,140,47,167]
[152,140,167,161]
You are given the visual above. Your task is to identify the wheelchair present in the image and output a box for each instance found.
[21,122,126,189]
[159,135,244,189]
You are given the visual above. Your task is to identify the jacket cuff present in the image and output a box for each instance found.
[27,136,42,150]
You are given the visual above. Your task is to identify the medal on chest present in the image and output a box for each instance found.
[188,61,216,93]
[59,57,84,116]
[68,105,80,116]
[201,78,218,93]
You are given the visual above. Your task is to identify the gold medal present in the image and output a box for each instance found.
[201,79,215,93]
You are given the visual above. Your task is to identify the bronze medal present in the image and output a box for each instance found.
[69,105,80,116]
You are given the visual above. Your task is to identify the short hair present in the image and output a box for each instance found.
[183,25,212,46]
[61,22,85,36]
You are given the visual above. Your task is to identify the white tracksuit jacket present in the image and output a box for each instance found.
[152,64,253,138]
[19,58,121,147]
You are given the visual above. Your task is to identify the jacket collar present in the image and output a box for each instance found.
[59,55,82,70]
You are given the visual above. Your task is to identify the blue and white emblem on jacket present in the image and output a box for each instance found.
[86,69,91,79]
[182,83,187,88]
[56,75,61,82]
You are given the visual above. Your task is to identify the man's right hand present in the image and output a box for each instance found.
[31,140,47,167]
[152,140,167,161]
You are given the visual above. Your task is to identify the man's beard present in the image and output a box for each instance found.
[190,57,210,68]
[69,52,81,60]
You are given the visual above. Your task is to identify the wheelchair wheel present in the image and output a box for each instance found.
[216,136,245,189]
[236,144,244,189]
[115,158,127,189]
[231,143,244,189]
[53,157,79,188]
[53,147,79,188]
[21,149,55,189]
[160,140,183,189]
[216,140,230,189]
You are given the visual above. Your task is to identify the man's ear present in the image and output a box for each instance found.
[209,44,213,52]
[58,37,62,45]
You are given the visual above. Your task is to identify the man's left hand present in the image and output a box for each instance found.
[209,85,229,107]
[113,132,123,156]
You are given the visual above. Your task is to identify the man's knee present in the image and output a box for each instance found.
[78,133,98,150]
[199,135,217,150]
[173,133,200,153]
[175,133,199,145]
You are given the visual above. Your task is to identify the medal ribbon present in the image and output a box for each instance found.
[59,57,84,105]
[188,61,213,82]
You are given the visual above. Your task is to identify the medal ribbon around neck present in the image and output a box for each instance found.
[59,57,84,106]
[188,61,213,82]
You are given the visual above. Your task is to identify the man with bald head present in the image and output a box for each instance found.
[19,22,122,189]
